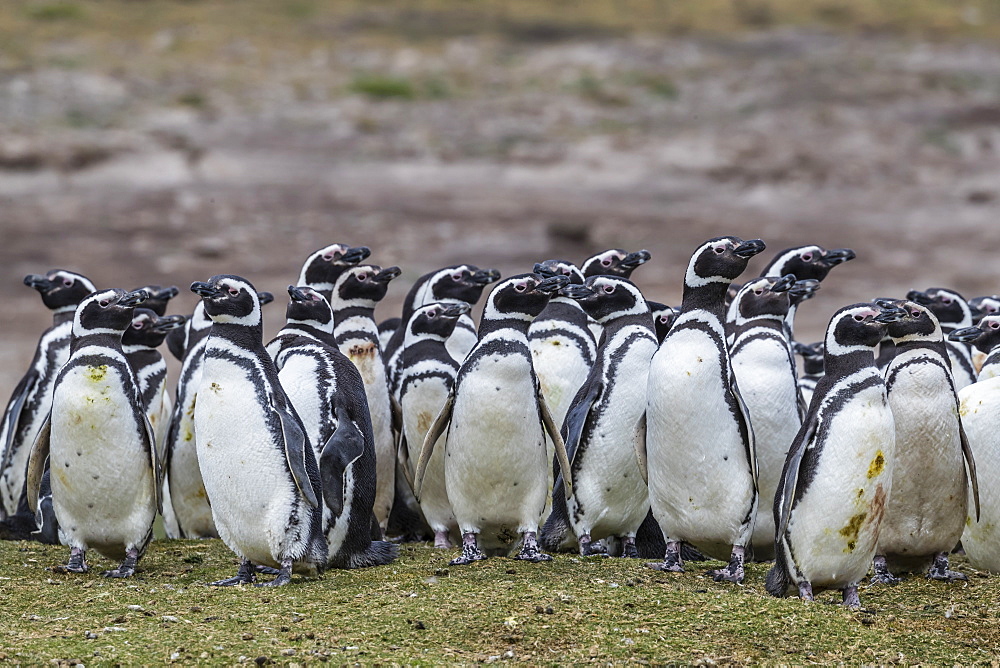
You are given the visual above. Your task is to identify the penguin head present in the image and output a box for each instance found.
[732,274,796,323]
[581,249,652,279]
[951,315,1000,354]
[483,274,570,321]
[24,270,97,313]
[424,265,501,307]
[969,295,1000,324]
[191,275,263,327]
[334,265,401,308]
[646,301,680,344]
[825,302,901,356]
[533,260,584,285]
[685,237,766,289]
[122,308,182,348]
[408,302,471,341]
[905,288,971,328]
[874,298,943,343]
[285,285,334,331]
[73,288,150,337]
[760,245,856,282]
[793,340,826,375]
[297,243,371,293]
[131,285,180,317]
[563,276,648,324]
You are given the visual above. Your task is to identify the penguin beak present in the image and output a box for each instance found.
[340,246,371,265]
[153,314,187,332]
[561,284,596,301]
[874,303,906,323]
[191,281,221,299]
[905,290,933,306]
[257,291,275,306]
[373,266,402,283]
[287,285,311,303]
[532,262,560,279]
[950,326,986,343]
[617,250,652,271]
[733,239,767,259]
[822,248,856,266]
[441,303,472,319]
[534,274,571,295]
[24,274,53,292]
[768,274,797,293]
[119,289,150,308]
[155,286,181,301]
[472,268,501,285]
[789,279,820,303]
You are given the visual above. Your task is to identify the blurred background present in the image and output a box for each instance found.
[2,0,1000,388]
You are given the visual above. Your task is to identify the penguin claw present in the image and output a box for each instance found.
[255,565,281,576]
[449,553,488,566]
[707,567,745,584]
[101,567,135,579]
[646,561,684,573]
[869,572,902,586]
[927,569,967,582]
[620,542,639,559]
[579,539,609,557]
[255,574,291,587]
[513,550,553,563]
[210,575,254,587]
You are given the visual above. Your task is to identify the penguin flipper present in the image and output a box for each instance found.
[635,412,648,485]
[25,414,51,515]
[319,405,366,518]
[777,414,817,540]
[141,413,163,514]
[563,379,601,465]
[396,433,415,491]
[271,396,320,509]
[0,370,37,475]
[414,391,453,498]
[539,390,573,501]
[958,419,981,521]
[729,370,758,487]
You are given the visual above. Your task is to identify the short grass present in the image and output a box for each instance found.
[1,539,998,664]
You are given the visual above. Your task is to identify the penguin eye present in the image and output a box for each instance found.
[322,253,334,261]
[132,321,143,329]
[910,310,921,318]
[228,287,239,296]
[941,297,953,305]
[451,272,463,281]
[659,315,669,324]
[800,252,813,262]
[514,283,527,293]
[603,284,615,294]
[62,278,74,287]
[357,272,368,282]
[601,258,613,267]
[853,314,864,322]
[713,246,725,254]
[562,269,571,276]
[754,289,764,296]
[99,299,110,307]
[427,309,437,319]
[991,321,1000,330]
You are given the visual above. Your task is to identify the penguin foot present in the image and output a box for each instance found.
[579,534,608,557]
[707,546,745,584]
[256,560,293,587]
[619,537,639,559]
[647,540,685,572]
[798,581,815,602]
[255,565,282,576]
[433,530,453,549]
[53,547,88,574]
[841,584,861,609]
[210,559,256,586]
[102,549,139,579]
[450,532,488,566]
[870,555,901,585]
[927,552,967,582]
[514,531,552,562]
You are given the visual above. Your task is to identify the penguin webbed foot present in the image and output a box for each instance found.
[210,558,256,586]
[841,584,861,609]
[433,530,453,549]
[513,531,552,562]
[256,559,293,587]
[647,540,684,572]
[255,565,281,576]
[450,532,488,566]
[619,537,639,559]
[53,547,88,574]
[706,545,746,584]
[101,549,139,579]
[798,581,815,602]
[579,534,608,558]
[870,555,902,586]
[926,552,967,582]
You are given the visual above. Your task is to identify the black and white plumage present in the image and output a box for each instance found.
[646,236,765,583]
[377,317,402,353]
[766,302,900,608]
[729,274,803,561]
[542,276,657,557]
[580,249,652,279]
[191,275,327,586]
[268,286,398,569]
[907,288,977,390]
[414,274,574,565]
[132,285,179,318]
[868,299,979,584]
[966,295,1000,373]
[1,270,97,529]
[647,302,680,345]
[26,288,159,578]
[793,341,825,407]
[297,243,371,303]
[398,302,470,548]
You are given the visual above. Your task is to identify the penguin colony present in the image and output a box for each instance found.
[0,238,993,606]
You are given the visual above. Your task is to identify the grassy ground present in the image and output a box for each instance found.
[1,538,997,664]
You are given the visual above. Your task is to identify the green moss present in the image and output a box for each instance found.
[867,450,885,478]
[349,74,416,100]
[24,1,83,22]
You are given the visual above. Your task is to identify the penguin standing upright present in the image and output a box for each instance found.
[647,302,680,345]
[190,275,327,585]
[729,274,803,560]
[579,249,652,341]
[26,288,159,577]
[766,302,901,608]
[907,288,977,390]
[297,243,371,302]
[328,265,401,536]
[868,298,980,584]
[968,296,1000,373]
[414,274,574,565]
[0,271,98,523]
[646,236,766,583]
[398,302,471,548]
[268,286,398,568]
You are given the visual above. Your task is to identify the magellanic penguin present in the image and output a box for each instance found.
[132,285,180,318]
[546,275,658,557]
[793,341,825,407]
[729,274,803,561]
[25,288,160,577]
[191,275,327,585]
[579,249,652,341]
[297,243,371,302]
[766,302,901,608]
[647,302,680,345]
[414,273,574,565]
[329,264,401,536]
[0,270,97,524]
[868,298,980,584]
[967,295,1000,373]
[646,236,766,583]
[268,286,398,569]
[398,302,471,548]
[907,288,977,390]
[949,316,1000,571]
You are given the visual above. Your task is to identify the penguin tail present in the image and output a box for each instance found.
[680,542,708,562]
[539,476,576,553]
[765,563,790,598]
[335,540,400,569]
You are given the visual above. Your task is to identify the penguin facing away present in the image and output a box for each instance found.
[414,273,574,565]
[907,288,977,390]
[766,302,901,608]
[26,288,160,577]
[646,236,766,583]
[868,299,980,584]
[191,275,327,586]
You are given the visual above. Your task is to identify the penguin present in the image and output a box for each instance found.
[793,341,825,407]
[268,286,398,568]
[544,275,658,557]
[729,274,803,561]
[328,264,401,536]
[377,317,402,353]
[868,298,980,584]
[906,288,977,390]
[766,302,901,608]
[967,295,1000,373]
[397,302,471,548]
[647,302,680,345]
[1,270,97,525]
[25,288,159,577]
[645,236,766,583]
[580,249,652,279]
[297,243,372,302]
[132,285,180,317]
[383,265,501,398]
[414,273,574,565]
[190,275,327,585]
[948,316,1000,571]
